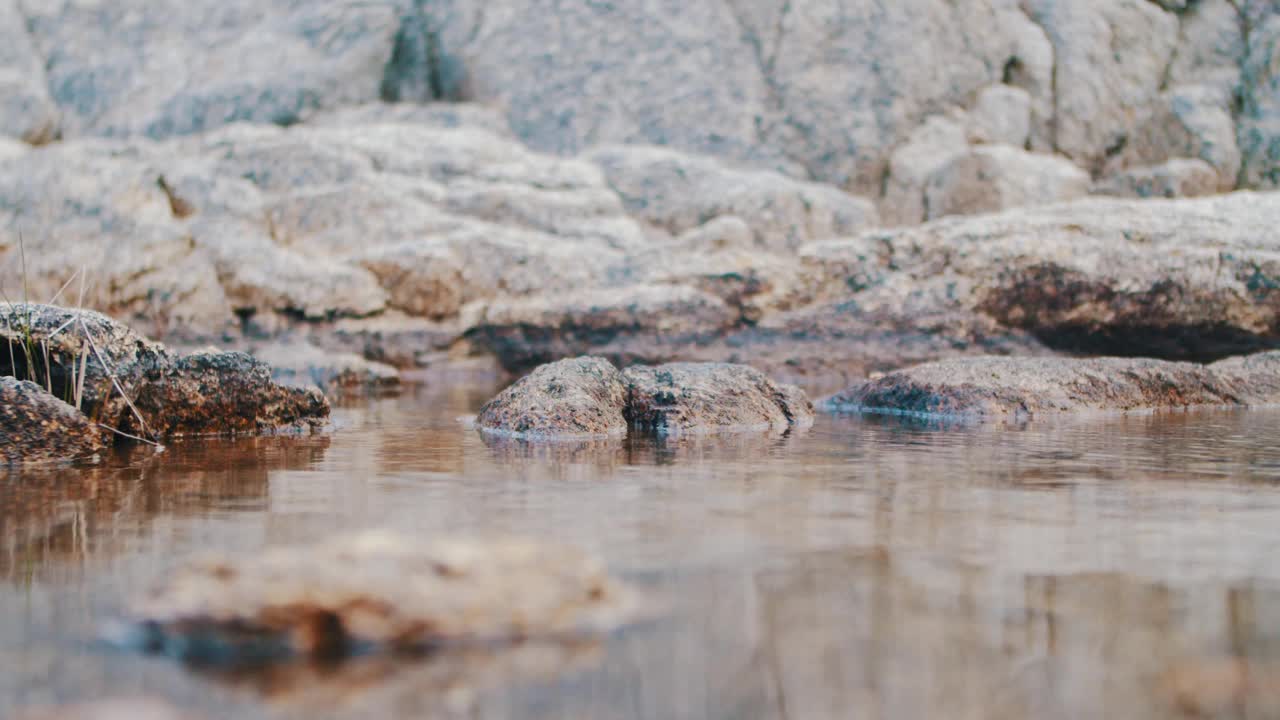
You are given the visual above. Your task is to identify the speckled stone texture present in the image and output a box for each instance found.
[128,530,638,661]
[0,377,104,465]
[623,362,815,435]
[2,304,328,439]
[822,353,1280,420]
[476,356,628,438]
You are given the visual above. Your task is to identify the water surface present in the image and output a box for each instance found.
[3,382,1280,719]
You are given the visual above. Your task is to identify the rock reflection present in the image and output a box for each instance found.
[192,641,604,719]
[0,435,330,580]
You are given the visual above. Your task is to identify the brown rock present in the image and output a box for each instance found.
[821,354,1280,421]
[623,363,814,435]
[128,531,638,660]
[1,304,328,439]
[0,377,104,465]
[476,356,628,438]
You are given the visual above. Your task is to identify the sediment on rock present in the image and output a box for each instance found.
[623,363,814,435]
[0,377,105,465]
[126,530,638,661]
[821,353,1280,421]
[1,304,329,440]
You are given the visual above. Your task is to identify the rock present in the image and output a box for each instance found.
[967,84,1032,147]
[0,136,26,161]
[0,377,104,465]
[0,304,329,439]
[476,356,627,438]
[467,285,739,374]
[0,0,59,143]
[881,115,970,226]
[821,354,1280,421]
[623,362,814,435]
[1239,14,1280,188]
[14,698,198,720]
[588,144,878,251]
[307,102,514,137]
[1023,0,1179,172]
[921,144,1091,220]
[253,342,400,392]
[1092,158,1221,199]
[1210,350,1280,403]
[27,0,405,139]
[318,312,462,369]
[1167,0,1245,94]
[802,191,1280,361]
[1110,83,1240,190]
[127,530,638,659]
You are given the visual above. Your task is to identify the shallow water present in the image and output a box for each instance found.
[3,381,1280,719]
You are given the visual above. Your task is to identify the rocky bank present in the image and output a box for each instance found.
[0,1,1276,393]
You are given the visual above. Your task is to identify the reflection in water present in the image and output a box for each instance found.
[1,383,1280,719]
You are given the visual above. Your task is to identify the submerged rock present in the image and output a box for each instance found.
[476,356,814,437]
[476,356,628,438]
[624,363,814,435]
[128,531,637,661]
[822,354,1280,421]
[0,377,104,465]
[1,304,328,439]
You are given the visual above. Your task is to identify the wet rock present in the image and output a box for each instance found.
[624,363,814,435]
[588,144,878,251]
[468,285,739,373]
[475,357,628,438]
[0,304,328,439]
[1092,159,1221,199]
[128,530,638,660]
[14,698,198,720]
[253,342,400,393]
[0,377,104,465]
[921,144,1091,220]
[821,354,1280,421]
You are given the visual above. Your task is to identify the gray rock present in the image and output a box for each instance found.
[0,377,104,465]
[821,354,1280,420]
[1092,159,1221,199]
[1239,14,1280,188]
[476,356,628,438]
[1023,0,1179,172]
[253,341,400,393]
[588,144,878,252]
[128,530,639,660]
[27,0,405,139]
[468,285,739,374]
[0,0,59,143]
[921,144,1090,220]
[623,362,814,435]
[880,115,971,226]
[967,85,1033,147]
[1110,83,1240,190]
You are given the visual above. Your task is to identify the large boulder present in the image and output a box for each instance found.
[801,192,1280,361]
[0,377,104,465]
[921,144,1090,220]
[821,353,1280,420]
[0,304,328,439]
[476,356,628,438]
[623,362,814,435]
[127,530,638,660]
